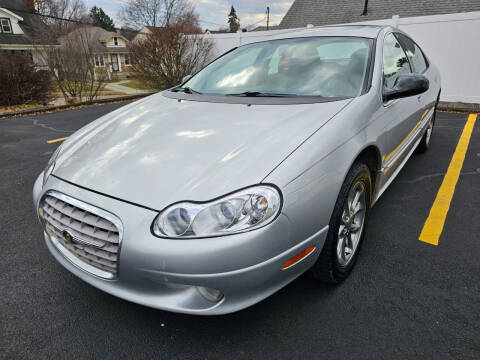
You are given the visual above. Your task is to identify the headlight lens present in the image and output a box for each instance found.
[152,185,281,238]
[43,144,63,187]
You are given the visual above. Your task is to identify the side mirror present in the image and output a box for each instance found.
[182,74,192,84]
[383,74,429,102]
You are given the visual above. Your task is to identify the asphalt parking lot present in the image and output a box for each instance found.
[1,103,479,359]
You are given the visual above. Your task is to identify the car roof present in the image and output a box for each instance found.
[246,25,386,42]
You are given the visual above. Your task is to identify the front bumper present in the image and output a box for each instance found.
[34,174,328,315]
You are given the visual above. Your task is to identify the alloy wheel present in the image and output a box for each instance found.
[336,180,366,266]
[425,118,433,146]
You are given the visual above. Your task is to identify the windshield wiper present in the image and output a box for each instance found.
[172,86,202,95]
[225,91,297,97]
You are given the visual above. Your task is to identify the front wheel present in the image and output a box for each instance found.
[309,162,372,284]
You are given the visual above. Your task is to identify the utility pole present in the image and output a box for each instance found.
[266,6,270,30]
[361,0,368,15]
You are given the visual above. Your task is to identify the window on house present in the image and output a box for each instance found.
[124,54,130,65]
[0,18,12,33]
[94,55,105,67]
[114,37,118,46]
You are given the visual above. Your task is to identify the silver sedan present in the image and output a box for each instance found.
[33,25,441,314]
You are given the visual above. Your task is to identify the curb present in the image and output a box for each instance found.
[437,101,480,113]
[0,93,155,119]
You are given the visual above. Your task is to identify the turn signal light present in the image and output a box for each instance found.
[196,286,224,302]
[282,246,316,269]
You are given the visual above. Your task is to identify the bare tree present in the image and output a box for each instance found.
[129,21,214,89]
[121,0,196,29]
[41,25,107,103]
[35,0,88,22]
[34,0,88,44]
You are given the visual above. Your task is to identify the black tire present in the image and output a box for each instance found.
[309,162,372,284]
[417,94,439,153]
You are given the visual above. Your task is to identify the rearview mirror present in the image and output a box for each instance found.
[182,74,192,84]
[383,74,429,102]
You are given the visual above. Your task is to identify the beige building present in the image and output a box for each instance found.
[62,26,135,80]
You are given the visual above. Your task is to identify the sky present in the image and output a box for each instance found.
[83,0,294,30]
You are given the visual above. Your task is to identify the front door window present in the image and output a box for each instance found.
[111,54,119,71]
[382,33,412,88]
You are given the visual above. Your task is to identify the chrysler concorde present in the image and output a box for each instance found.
[33,25,440,314]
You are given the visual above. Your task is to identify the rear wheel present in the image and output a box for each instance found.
[417,94,439,153]
[309,162,372,283]
[417,115,434,153]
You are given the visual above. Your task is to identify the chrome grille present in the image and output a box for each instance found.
[40,192,122,279]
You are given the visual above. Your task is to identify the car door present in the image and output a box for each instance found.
[380,32,424,178]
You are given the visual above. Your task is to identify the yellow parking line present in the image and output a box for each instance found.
[46,137,68,144]
[419,113,477,245]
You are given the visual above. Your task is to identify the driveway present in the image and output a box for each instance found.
[0,103,479,359]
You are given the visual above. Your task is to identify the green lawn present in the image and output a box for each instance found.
[121,78,154,90]
[52,82,125,95]
[51,84,126,96]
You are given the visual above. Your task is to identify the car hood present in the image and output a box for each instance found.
[54,93,351,210]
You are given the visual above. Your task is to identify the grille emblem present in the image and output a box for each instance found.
[62,230,73,243]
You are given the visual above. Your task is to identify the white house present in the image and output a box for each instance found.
[131,26,159,42]
[0,0,51,68]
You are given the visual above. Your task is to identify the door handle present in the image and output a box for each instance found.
[417,95,422,102]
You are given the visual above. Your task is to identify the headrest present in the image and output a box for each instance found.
[348,48,368,74]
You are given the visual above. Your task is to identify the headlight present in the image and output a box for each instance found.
[152,185,282,238]
[43,144,63,187]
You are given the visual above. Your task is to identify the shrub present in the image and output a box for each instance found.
[0,52,53,106]
[129,22,214,89]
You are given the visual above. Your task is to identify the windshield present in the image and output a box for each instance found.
[182,37,373,98]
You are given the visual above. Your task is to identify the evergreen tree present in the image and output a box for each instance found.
[90,6,115,31]
[228,6,240,33]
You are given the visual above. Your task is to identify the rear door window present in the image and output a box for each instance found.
[395,33,428,73]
